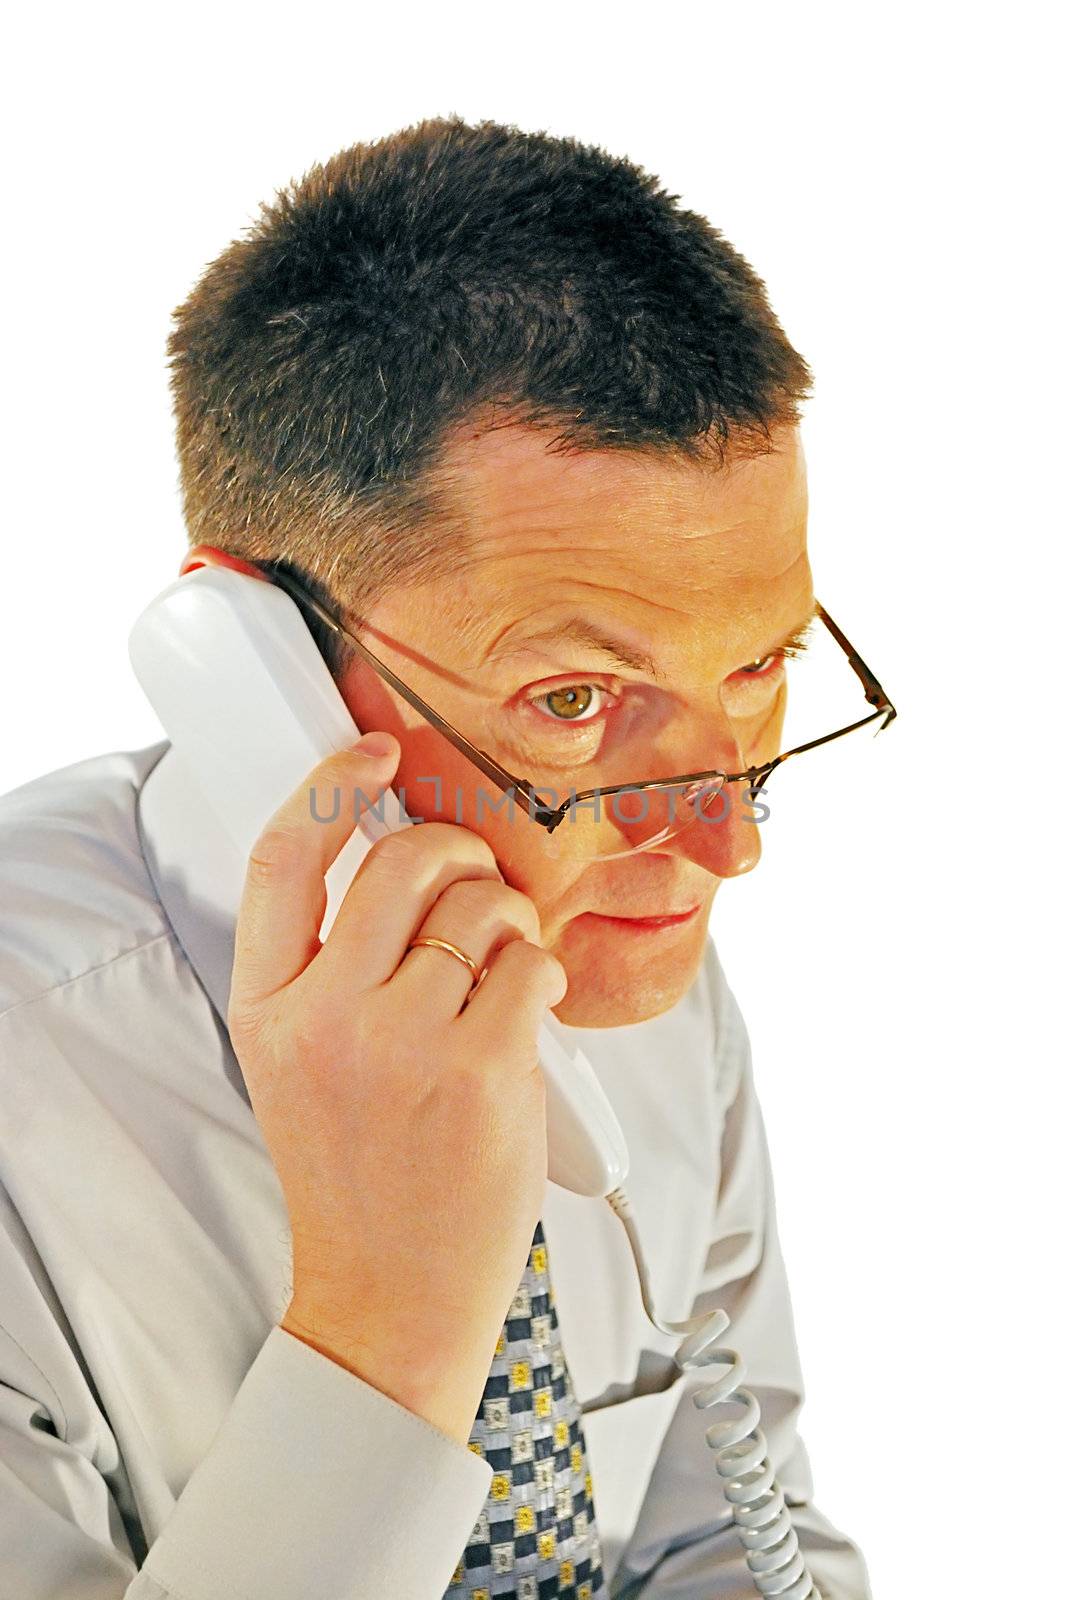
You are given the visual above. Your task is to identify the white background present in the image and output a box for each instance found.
[2,4,1067,1594]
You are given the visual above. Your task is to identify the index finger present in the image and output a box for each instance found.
[229,734,401,1015]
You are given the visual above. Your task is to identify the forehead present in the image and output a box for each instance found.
[383,422,811,675]
[435,421,807,590]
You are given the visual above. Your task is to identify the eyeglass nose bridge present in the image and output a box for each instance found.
[677,775,727,815]
[676,769,773,823]
[680,763,777,813]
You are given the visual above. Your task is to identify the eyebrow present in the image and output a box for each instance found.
[766,601,820,659]
[485,599,819,683]
[487,618,666,680]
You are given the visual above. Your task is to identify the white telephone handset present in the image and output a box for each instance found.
[129,564,629,1199]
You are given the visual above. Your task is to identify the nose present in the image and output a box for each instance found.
[659,723,765,878]
[655,777,762,877]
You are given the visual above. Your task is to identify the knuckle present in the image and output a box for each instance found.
[287,1006,349,1073]
[372,820,499,875]
[425,820,500,871]
[487,883,542,939]
[436,1053,492,1104]
[246,824,305,882]
[497,936,565,989]
[307,746,382,803]
[436,877,539,935]
[431,876,487,919]
[361,827,435,889]
[318,747,365,786]
[434,1047,527,1119]
[362,827,415,872]
[503,887,543,942]
[226,995,275,1055]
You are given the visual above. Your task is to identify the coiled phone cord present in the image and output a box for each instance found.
[605,1187,821,1600]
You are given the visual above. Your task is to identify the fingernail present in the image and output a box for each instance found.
[353,731,396,759]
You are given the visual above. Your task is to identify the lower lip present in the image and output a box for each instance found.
[583,905,703,933]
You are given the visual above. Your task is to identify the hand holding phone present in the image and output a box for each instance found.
[227,736,567,1446]
[129,564,628,1201]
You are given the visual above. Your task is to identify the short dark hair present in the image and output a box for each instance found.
[167,115,812,667]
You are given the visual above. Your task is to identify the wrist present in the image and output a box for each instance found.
[279,1306,487,1448]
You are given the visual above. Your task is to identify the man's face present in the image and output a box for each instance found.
[341,421,812,1027]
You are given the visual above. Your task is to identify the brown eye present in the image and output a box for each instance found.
[536,684,600,721]
[739,654,777,675]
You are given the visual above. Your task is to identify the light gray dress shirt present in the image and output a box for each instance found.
[0,742,872,1600]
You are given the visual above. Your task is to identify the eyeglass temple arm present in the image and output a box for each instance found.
[816,602,897,726]
[268,569,559,823]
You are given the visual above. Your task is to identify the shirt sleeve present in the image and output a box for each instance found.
[0,1205,493,1600]
[608,961,873,1600]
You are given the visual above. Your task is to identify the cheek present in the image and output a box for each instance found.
[484,811,590,933]
[391,737,587,907]
[341,670,590,925]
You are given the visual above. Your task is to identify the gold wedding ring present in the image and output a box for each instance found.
[406,936,486,991]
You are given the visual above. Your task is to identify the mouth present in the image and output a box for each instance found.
[580,903,704,933]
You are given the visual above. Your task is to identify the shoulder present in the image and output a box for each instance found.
[0,744,171,1018]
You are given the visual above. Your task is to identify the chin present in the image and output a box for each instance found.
[549,909,710,1028]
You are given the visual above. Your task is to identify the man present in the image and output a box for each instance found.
[0,117,876,1597]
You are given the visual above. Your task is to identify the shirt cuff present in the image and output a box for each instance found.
[137,1324,493,1600]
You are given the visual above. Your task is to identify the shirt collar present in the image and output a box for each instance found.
[135,742,246,1025]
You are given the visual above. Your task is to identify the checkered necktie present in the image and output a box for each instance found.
[445,1220,605,1599]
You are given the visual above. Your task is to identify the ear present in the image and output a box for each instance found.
[179,544,268,580]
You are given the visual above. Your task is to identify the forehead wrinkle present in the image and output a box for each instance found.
[440,546,684,649]
[424,528,808,636]
[438,422,805,546]
[439,442,807,587]
[481,577,695,649]
[473,579,719,689]
[448,497,803,593]
[446,465,754,563]
[421,441,809,675]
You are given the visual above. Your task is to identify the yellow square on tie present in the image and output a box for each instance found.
[531,1245,547,1274]
[570,1444,583,1473]
[510,1360,532,1390]
[490,1474,511,1501]
[538,1531,557,1559]
[560,1560,575,1585]
[514,1504,536,1535]
[554,1420,569,1448]
[534,1388,553,1418]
